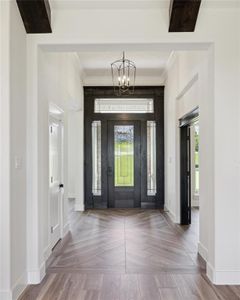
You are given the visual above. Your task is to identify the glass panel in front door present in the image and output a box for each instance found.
[114,125,134,187]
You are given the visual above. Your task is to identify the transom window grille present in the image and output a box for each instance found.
[94,98,154,114]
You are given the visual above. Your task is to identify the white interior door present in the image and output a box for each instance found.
[49,119,62,248]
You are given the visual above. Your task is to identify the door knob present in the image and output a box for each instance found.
[59,183,64,188]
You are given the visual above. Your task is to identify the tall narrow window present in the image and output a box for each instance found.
[147,121,157,195]
[114,125,134,187]
[92,121,101,195]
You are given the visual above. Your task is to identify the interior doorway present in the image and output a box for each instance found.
[84,87,164,209]
[179,108,199,225]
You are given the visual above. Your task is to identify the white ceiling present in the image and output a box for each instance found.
[78,51,171,70]
[77,51,172,84]
[49,0,238,85]
[51,0,239,10]
[50,0,169,10]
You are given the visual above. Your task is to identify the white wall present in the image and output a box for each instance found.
[9,2,27,298]
[0,1,27,299]
[164,50,209,262]
[28,50,83,283]
[164,21,240,282]
[238,13,240,276]
[68,110,84,211]
[0,2,239,297]
[164,53,179,221]
[27,4,240,283]
[41,51,85,213]
[0,2,11,299]
[0,7,83,293]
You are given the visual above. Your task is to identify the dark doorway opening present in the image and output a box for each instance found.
[84,87,164,209]
[179,107,199,225]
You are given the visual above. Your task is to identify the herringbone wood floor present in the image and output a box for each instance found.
[20,209,240,300]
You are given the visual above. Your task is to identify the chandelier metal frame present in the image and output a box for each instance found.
[111,52,136,96]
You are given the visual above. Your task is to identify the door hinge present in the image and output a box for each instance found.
[50,176,53,183]
[50,126,53,134]
[51,226,53,233]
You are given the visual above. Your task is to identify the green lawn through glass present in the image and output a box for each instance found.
[114,126,134,187]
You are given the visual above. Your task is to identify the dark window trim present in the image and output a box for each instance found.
[179,107,199,127]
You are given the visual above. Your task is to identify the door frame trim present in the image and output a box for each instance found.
[179,106,199,225]
[84,86,164,209]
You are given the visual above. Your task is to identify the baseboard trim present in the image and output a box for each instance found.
[164,206,176,223]
[0,272,28,300]
[74,203,84,211]
[207,262,214,283]
[44,244,52,261]
[63,222,70,237]
[27,261,46,284]
[12,271,27,300]
[207,262,240,285]
[198,242,208,261]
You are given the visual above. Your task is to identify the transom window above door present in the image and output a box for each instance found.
[94,98,154,113]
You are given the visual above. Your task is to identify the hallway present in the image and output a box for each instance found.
[20,209,240,300]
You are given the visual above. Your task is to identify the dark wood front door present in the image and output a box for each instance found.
[107,120,141,208]
[84,86,164,209]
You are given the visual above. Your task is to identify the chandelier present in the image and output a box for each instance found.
[111,52,136,95]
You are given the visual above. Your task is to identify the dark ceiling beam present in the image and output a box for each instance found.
[169,0,201,32]
[16,0,52,34]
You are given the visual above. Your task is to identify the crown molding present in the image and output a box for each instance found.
[161,51,177,83]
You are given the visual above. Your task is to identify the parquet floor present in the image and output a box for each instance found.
[20,209,240,300]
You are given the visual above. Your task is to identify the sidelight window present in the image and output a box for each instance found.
[92,121,101,195]
[147,121,157,195]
